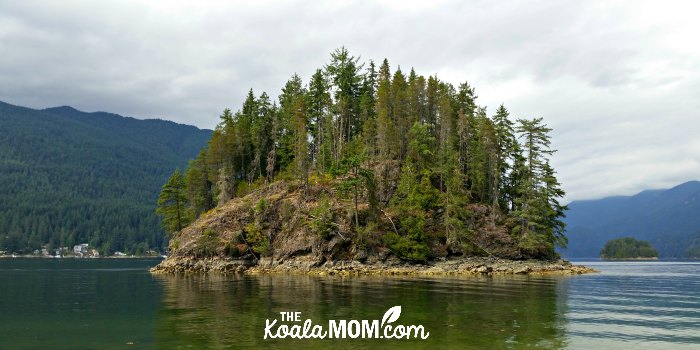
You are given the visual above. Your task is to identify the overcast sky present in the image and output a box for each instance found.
[1,0,699,202]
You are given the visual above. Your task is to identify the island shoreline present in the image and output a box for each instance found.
[150,256,597,276]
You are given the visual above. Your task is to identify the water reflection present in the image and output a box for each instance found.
[0,258,162,350]
[154,274,569,349]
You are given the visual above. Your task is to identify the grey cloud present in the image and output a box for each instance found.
[1,0,699,201]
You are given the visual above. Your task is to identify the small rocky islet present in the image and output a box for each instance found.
[152,180,596,277]
[152,50,595,278]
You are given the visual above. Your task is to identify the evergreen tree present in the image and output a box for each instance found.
[278,74,305,171]
[511,117,566,257]
[184,149,214,217]
[307,69,331,170]
[375,59,396,161]
[251,92,273,179]
[326,47,363,152]
[359,61,378,159]
[386,123,438,262]
[156,169,190,236]
[336,137,370,227]
[391,68,410,159]
[491,104,518,211]
[425,75,439,140]
[542,161,568,248]
[292,95,310,191]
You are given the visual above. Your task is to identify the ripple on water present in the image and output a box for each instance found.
[564,261,700,349]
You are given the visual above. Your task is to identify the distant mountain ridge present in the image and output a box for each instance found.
[563,181,700,258]
[0,100,211,254]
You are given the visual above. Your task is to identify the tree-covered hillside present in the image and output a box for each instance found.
[158,48,567,260]
[0,101,211,254]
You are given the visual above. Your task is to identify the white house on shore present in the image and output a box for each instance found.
[73,243,89,256]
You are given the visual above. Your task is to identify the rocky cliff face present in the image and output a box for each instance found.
[165,181,358,265]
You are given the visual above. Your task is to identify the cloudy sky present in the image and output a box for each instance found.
[1,0,699,202]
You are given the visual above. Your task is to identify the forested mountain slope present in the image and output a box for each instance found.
[0,101,211,254]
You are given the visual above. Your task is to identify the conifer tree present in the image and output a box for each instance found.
[391,68,409,159]
[359,62,377,159]
[156,169,190,235]
[407,68,424,125]
[326,47,363,151]
[292,95,310,191]
[511,117,565,257]
[337,137,368,227]
[425,76,439,140]
[278,74,305,171]
[251,92,273,179]
[375,59,396,161]
[184,149,213,217]
[386,123,437,262]
[491,104,517,211]
[307,69,331,170]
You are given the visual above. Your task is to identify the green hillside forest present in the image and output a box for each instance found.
[157,48,568,260]
[0,102,211,255]
[600,237,659,260]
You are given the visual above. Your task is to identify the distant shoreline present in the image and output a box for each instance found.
[0,255,165,259]
[600,257,660,261]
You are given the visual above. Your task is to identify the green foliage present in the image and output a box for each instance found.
[335,137,375,226]
[385,128,439,262]
[244,222,269,254]
[156,169,192,236]
[600,237,659,259]
[184,149,214,217]
[203,228,217,237]
[170,238,180,251]
[309,195,335,238]
[383,232,429,262]
[195,228,219,258]
[354,221,381,249]
[243,199,270,255]
[279,200,295,223]
[509,118,567,258]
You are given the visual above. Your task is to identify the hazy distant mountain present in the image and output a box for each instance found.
[563,181,700,258]
[0,101,211,254]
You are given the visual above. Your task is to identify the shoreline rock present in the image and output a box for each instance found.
[150,255,598,276]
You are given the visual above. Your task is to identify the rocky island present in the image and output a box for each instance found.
[152,183,595,275]
[152,49,594,276]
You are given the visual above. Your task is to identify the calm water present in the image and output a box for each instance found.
[1,259,699,349]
